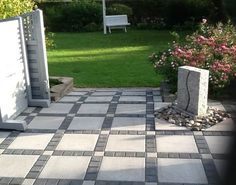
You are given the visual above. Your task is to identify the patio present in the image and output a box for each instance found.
[0,88,234,185]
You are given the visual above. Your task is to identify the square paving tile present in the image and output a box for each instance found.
[119,96,146,102]
[122,91,146,96]
[154,103,170,111]
[23,107,36,113]
[111,117,145,131]
[28,116,64,130]
[82,181,95,185]
[106,135,145,152]
[205,136,233,154]
[97,157,145,182]
[59,96,80,102]
[78,104,109,114]
[92,92,116,96]
[0,132,10,144]
[155,119,188,130]
[39,156,90,179]
[153,96,162,102]
[214,159,228,180]
[22,179,35,185]
[56,134,98,151]
[40,103,74,114]
[116,104,146,115]
[85,96,113,102]
[208,100,226,111]
[156,135,198,153]
[205,118,235,131]
[68,92,87,96]
[8,133,54,150]
[15,116,27,121]
[0,155,38,177]
[68,117,104,130]
[158,158,208,184]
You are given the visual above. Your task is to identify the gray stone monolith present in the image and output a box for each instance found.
[177,66,209,116]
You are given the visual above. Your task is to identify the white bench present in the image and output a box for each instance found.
[105,15,130,33]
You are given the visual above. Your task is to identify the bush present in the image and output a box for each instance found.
[107,3,133,16]
[149,20,236,95]
[0,0,34,19]
[105,0,228,30]
[41,1,102,32]
[45,32,56,49]
[163,0,214,27]
[136,17,166,30]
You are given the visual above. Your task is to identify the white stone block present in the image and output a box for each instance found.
[177,66,209,116]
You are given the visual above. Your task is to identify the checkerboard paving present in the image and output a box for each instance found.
[0,88,234,185]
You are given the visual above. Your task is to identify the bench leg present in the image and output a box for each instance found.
[125,27,127,32]
[109,27,111,34]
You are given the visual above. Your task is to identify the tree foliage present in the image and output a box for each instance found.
[0,0,34,19]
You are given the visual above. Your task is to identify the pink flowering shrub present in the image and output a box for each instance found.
[150,20,236,94]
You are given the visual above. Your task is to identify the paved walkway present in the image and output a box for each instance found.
[0,88,235,185]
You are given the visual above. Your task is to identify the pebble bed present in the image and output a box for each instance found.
[155,103,231,131]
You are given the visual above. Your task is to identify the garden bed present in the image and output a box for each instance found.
[50,76,74,102]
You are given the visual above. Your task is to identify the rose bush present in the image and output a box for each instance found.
[150,20,236,94]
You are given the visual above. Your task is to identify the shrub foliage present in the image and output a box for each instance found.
[0,0,34,19]
[149,20,236,94]
[41,0,102,32]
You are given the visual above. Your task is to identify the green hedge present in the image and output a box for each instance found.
[38,0,232,32]
[39,1,102,32]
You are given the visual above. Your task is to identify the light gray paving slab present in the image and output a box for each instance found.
[156,135,198,153]
[43,151,53,156]
[23,107,36,113]
[119,96,146,102]
[85,96,113,102]
[0,132,10,144]
[111,117,146,131]
[82,181,95,185]
[158,158,208,184]
[145,183,157,185]
[39,156,91,179]
[97,157,145,181]
[0,155,38,178]
[122,91,146,96]
[78,104,109,114]
[205,118,235,131]
[92,92,116,96]
[28,116,64,130]
[205,136,233,154]
[68,117,105,130]
[59,96,80,102]
[116,104,146,114]
[15,116,27,121]
[22,179,35,185]
[106,135,145,152]
[154,103,170,111]
[56,134,98,151]
[155,119,188,130]
[68,92,87,96]
[214,159,228,180]
[8,133,54,150]
[40,103,74,114]
[153,96,162,102]
[208,100,226,111]
[94,152,104,157]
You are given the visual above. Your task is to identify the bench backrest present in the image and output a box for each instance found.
[105,15,129,25]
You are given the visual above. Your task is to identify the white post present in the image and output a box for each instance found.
[102,0,107,34]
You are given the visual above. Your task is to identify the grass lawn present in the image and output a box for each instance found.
[47,30,176,87]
